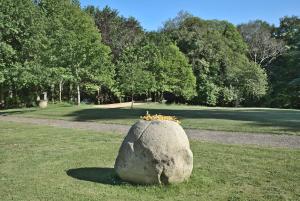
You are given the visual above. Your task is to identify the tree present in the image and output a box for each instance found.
[145,33,196,101]
[117,46,153,108]
[226,57,268,106]
[84,6,144,59]
[0,0,47,107]
[1,1,298,109]
[162,10,192,32]
[39,0,114,105]
[117,33,196,106]
[267,16,300,108]
[162,14,268,106]
[238,20,286,67]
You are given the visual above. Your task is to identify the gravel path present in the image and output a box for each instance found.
[1,115,299,149]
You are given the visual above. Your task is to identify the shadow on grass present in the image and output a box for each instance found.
[66,167,124,185]
[62,107,300,122]
[1,104,300,134]
[0,109,37,116]
[64,107,300,134]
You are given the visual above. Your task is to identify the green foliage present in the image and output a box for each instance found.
[266,16,300,108]
[163,14,267,106]
[40,0,114,88]
[0,0,46,88]
[117,33,196,102]
[147,34,196,100]
[0,4,298,108]
[226,57,268,104]
[117,46,152,99]
[0,0,114,106]
[84,6,144,59]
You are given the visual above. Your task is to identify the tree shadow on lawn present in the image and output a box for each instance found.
[0,109,36,116]
[64,107,300,134]
[2,105,299,134]
[66,167,125,185]
[65,107,300,122]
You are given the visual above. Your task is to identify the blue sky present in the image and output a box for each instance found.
[80,0,300,31]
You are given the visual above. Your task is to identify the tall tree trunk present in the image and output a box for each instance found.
[51,84,55,103]
[131,92,134,109]
[97,87,100,105]
[35,87,40,102]
[43,92,47,101]
[9,88,13,98]
[77,84,80,106]
[235,95,240,107]
[160,92,164,103]
[0,84,4,108]
[146,90,149,102]
[69,83,73,102]
[157,91,162,103]
[59,80,63,103]
[235,99,239,107]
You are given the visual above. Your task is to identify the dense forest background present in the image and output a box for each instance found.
[0,0,299,108]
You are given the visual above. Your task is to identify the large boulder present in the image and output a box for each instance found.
[114,120,193,184]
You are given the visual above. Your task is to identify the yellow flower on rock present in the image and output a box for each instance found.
[140,111,180,124]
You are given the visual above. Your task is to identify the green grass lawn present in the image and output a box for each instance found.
[1,103,300,135]
[0,121,299,201]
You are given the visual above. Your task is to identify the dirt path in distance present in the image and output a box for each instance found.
[93,102,144,109]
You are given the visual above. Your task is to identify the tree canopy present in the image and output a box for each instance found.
[0,3,299,108]
[162,14,268,106]
[266,16,300,108]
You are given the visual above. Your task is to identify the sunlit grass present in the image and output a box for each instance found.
[0,121,299,201]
